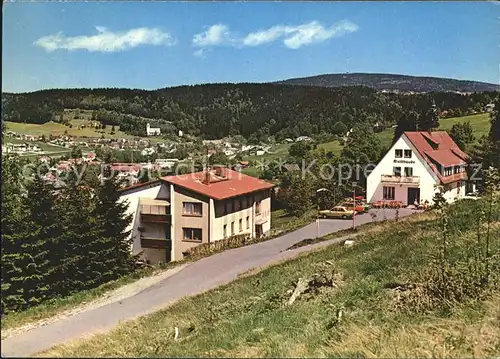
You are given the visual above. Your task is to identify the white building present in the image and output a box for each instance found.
[141,147,156,156]
[118,168,274,264]
[367,131,469,206]
[146,123,161,136]
[296,136,312,142]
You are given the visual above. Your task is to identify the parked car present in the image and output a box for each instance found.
[462,192,480,200]
[319,206,356,219]
[341,202,365,213]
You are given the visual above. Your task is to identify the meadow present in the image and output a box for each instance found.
[39,197,500,357]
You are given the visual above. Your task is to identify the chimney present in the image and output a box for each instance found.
[213,165,224,177]
[202,168,211,185]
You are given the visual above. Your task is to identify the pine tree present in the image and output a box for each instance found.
[393,110,419,143]
[1,156,31,313]
[418,101,440,132]
[51,170,96,295]
[22,176,58,306]
[92,166,134,283]
[486,99,500,169]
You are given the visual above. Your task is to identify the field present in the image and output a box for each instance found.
[375,112,492,149]
[4,109,142,140]
[39,198,500,357]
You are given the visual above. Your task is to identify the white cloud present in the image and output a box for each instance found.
[192,20,358,56]
[193,48,208,57]
[242,25,286,47]
[244,20,359,49]
[34,26,175,52]
[192,24,234,47]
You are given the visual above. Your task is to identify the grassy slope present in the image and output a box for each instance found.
[40,199,500,357]
[4,109,136,140]
[376,112,491,149]
[0,265,177,334]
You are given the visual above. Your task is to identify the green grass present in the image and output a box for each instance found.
[2,209,317,334]
[241,166,263,178]
[4,137,69,153]
[244,143,292,162]
[5,109,136,140]
[375,112,492,149]
[317,140,343,154]
[439,112,491,138]
[39,198,500,357]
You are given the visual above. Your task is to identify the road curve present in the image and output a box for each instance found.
[1,208,416,357]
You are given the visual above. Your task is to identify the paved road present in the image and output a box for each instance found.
[1,208,417,357]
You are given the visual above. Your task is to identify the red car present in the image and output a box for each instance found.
[340,202,364,214]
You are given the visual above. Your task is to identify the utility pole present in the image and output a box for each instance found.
[352,181,357,230]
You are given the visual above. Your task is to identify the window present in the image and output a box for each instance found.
[393,167,402,177]
[234,198,240,212]
[444,167,453,176]
[454,166,461,174]
[404,150,412,158]
[225,201,233,214]
[404,167,413,177]
[395,149,403,158]
[223,224,227,238]
[256,201,262,215]
[246,216,250,229]
[183,228,202,242]
[231,221,235,236]
[239,219,243,232]
[383,186,395,200]
[183,202,202,216]
[242,197,247,209]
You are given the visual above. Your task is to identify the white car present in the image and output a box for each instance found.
[462,192,480,200]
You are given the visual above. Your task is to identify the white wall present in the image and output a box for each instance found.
[212,202,253,241]
[119,182,169,259]
[443,181,466,203]
[366,135,439,205]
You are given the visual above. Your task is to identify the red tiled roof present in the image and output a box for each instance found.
[163,168,274,200]
[403,131,469,184]
[425,149,465,167]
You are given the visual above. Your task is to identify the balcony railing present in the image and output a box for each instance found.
[140,213,172,223]
[141,237,172,250]
[381,175,420,184]
[255,210,269,224]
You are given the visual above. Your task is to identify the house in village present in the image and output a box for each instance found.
[118,167,274,264]
[367,131,471,206]
[296,136,312,142]
[484,103,495,113]
[146,123,161,136]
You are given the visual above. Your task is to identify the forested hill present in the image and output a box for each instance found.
[2,83,498,140]
[275,73,500,93]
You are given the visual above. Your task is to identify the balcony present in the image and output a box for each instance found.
[140,213,172,223]
[140,198,171,223]
[255,210,269,225]
[381,175,420,184]
[141,237,172,250]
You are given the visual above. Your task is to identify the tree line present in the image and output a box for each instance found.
[1,156,135,314]
[2,84,497,140]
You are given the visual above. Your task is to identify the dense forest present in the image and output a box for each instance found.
[1,157,135,314]
[276,73,500,93]
[2,82,498,140]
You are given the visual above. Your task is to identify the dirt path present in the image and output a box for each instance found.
[1,209,417,357]
[1,264,188,340]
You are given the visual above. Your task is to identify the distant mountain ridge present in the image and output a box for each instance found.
[275,73,500,93]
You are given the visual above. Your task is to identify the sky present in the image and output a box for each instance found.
[2,1,499,93]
